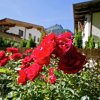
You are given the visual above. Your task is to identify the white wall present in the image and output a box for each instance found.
[7,26,25,38]
[25,28,41,44]
[6,26,41,44]
[82,15,91,47]
[82,12,100,48]
[92,12,100,47]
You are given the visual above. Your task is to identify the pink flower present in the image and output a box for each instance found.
[48,67,56,84]
[42,67,56,84]
[48,67,55,76]
[6,47,19,53]
[49,74,56,84]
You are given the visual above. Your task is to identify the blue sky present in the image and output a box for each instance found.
[0,0,89,32]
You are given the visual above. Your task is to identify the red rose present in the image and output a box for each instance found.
[0,56,9,67]
[41,67,56,84]
[24,48,33,55]
[0,50,5,60]
[60,32,73,39]
[32,45,52,66]
[54,32,72,57]
[48,67,56,84]
[18,69,27,85]
[6,47,19,53]
[11,53,22,60]
[49,74,56,84]
[25,63,42,81]
[41,33,57,44]
[58,46,86,74]
[31,33,56,66]
[22,56,33,65]
[20,64,29,69]
[48,67,55,76]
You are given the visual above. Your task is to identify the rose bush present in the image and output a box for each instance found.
[0,32,99,99]
[17,32,86,85]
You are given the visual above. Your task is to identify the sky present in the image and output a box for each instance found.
[0,0,90,32]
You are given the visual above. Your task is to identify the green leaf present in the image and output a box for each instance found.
[0,68,12,74]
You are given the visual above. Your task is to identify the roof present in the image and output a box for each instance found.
[73,0,100,26]
[0,18,44,30]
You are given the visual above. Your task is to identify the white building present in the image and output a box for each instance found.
[73,0,100,48]
[0,18,46,44]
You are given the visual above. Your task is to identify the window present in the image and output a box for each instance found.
[37,37,40,42]
[19,30,23,37]
[34,36,36,42]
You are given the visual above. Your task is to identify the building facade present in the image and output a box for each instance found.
[73,0,100,47]
[0,18,46,44]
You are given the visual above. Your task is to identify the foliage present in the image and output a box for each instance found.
[0,35,37,48]
[20,38,27,47]
[98,37,100,49]
[74,32,82,48]
[85,36,95,49]
[0,32,100,99]
[0,58,100,100]
[89,36,95,49]
[0,36,19,47]
[26,36,36,48]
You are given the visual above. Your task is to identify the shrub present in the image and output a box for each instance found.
[0,33,100,99]
[0,59,100,100]
[0,37,19,47]
[98,37,100,49]
[26,36,36,48]
[85,36,95,49]
[89,36,95,49]
[74,32,82,48]
[20,39,27,47]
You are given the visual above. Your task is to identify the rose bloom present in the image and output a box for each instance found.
[11,53,22,60]
[54,32,73,57]
[31,33,56,66]
[20,64,30,69]
[58,46,86,74]
[0,50,5,60]
[32,43,54,66]
[25,63,42,81]
[22,56,33,65]
[48,67,56,84]
[6,47,19,53]
[49,74,56,84]
[24,48,33,55]
[41,67,56,84]
[48,67,55,76]
[0,56,9,67]
[18,69,27,85]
